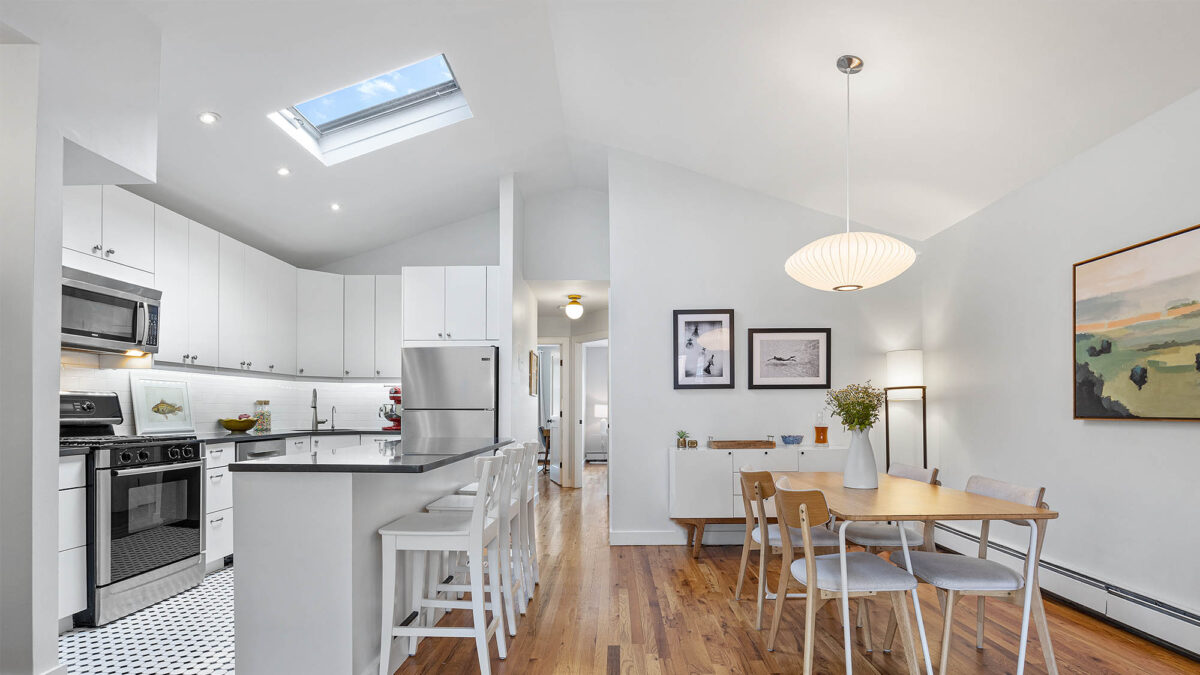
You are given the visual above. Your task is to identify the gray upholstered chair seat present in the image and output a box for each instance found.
[844,521,924,547]
[791,552,918,592]
[895,550,1025,592]
[751,523,841,548]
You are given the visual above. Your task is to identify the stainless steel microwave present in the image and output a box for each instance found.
[61,266,161,355]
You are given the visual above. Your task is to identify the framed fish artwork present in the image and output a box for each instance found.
[747,328,832,389]
[129,374,195,435]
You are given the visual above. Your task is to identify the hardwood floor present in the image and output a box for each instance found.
[395,465,1198,674]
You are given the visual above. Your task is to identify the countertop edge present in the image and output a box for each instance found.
[200,429,402,444]
[228,439,510,474]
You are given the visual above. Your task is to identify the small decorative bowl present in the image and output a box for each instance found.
[781,434,805,445]
[219,418,257,432]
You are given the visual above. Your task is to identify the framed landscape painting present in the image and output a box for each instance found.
[1074,224,1200,420]
[747,328,831,389]
[673,309,734,389]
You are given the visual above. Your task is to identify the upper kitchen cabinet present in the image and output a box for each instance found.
[297,269,344,377]
[101,186,155,273]
[187,222,220,367]
[242,246,273,372]
[152,205,191,364]
[402,266,493,342]
[267,256,298,375]
[62,185,102,257]
[343,275,375,377]
[485,265,501,341]
[217,235,246,370]
[375,275,403,378]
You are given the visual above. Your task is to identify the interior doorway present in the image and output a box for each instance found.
[536,342,565,484]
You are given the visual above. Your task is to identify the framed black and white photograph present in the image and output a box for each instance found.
[747,328,831,389]
[673,309,734,389]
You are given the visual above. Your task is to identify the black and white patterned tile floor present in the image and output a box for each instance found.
[58,568,235,675]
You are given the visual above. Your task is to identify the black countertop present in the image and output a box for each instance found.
[196,428,402,443]
[228,436,512,474]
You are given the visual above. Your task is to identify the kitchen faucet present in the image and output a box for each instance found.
[311,388,327,431]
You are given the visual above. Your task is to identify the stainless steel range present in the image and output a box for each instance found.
[60,391,206,626]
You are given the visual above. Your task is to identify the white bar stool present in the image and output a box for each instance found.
[520,441,541,589]
[377,455,507,675]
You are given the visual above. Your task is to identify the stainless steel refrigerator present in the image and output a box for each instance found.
[401,346,499,438]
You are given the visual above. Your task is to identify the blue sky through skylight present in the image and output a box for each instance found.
[294,54,455,127]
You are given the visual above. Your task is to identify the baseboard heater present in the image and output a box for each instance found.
[934,523,1200,661]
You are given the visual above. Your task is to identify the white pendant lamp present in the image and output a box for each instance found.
[564,294,584,320]
[785,55,916,292]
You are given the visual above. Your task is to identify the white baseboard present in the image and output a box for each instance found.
[41,664,68,675]
[609,529,686,546]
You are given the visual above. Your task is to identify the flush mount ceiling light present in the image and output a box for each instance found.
[330,202,341,212]
[197,111,221,125]
[784,55,916,292]
[563,295,584,320]
[276,167,291,176]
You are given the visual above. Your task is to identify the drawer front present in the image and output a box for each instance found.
[206,466,233,513]
[286,436,311,455]
[59,546,87,619]
[797,447,846,472]
[58,487,87,551]
[731,448,798,473]
[206,508,234,564]
[360,434,399,446]
[312,434,361,451]
[206,443,234,469]
[58,455,87,490]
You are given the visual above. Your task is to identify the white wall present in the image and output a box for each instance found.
[608,150,923,544]
[921,86,1200,615]
[499,175,541,445]
[584,344,609,457]
[523,187,609,281]
[538,308,609,337]
[319,209,499,274]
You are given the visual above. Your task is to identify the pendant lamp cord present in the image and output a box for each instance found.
[845,68,851,235]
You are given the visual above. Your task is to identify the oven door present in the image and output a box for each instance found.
[61,267,160,354]
[96,460,204,587]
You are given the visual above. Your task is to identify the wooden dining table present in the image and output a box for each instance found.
[772,472,1060,675]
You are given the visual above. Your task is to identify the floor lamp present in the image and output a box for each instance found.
[884,349,927,470]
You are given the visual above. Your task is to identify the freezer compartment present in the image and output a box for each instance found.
[401,410,497,440]
[401,346,498,409]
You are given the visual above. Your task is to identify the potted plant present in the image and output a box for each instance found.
[826,381,885,489]
[676,430,689,448]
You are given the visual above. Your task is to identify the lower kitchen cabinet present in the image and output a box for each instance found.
[205,442,236,570]
[286,436,311,455]
[207,465,232,513]
[58,455,88,619]
[205,509,234,567]
[310,434,361,452]
[59,546,88,619]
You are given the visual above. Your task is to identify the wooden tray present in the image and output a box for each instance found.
[707,439,776,449]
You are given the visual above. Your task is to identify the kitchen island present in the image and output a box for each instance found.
[229,436,511,675]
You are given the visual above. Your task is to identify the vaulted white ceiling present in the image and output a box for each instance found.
[41,1,1200,265]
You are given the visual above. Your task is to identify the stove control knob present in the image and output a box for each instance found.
[119,451,133,464]
[182,446,195,458]
[137,449,151,462]
[167,447,181,460]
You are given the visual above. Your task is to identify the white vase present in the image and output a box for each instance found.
[842,428,879,489]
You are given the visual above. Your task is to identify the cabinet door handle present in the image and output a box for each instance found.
[105,248,115,256]
[376,370,381,375]
[246,361,252,368]
[240,361,246,366]
[191,355,198,362]
[437,332,443,338]
[299,368,305,374]
[345,370,350,376]
[446,333,452,338]
[209,516,224,525]
[183,353,190,361]
[209,473,222,482]
[92,244,102,254]
[210,448,224,455]
[269,365,275,370]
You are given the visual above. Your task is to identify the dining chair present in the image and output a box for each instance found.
[734,468,839,630]
[892,475,1055,675]
[767,477,922,675]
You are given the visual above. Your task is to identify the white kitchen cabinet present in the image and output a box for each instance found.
[268,256,298,375]
[153,205,191,364]
[296,269,344,377]
[342,275,376,377]
[206,509,234,565]
[242,246,272,372]
[285,436,311,455]
[206,465,233,513]
[311,434,361,452]
[485,265,501,341]
[374,275,403,377]
[58,487,86,552]
[444,266,487,340]
[59,547,87,619]
[58,455,86,490]
[187,222,220,367]
[402,266,446,340]
[206,442,234,469]
[101,186,155,273]
[218,234,246,370]
[669,448,735,518]
[58,455,89,620]
[62,185,102,257]
[360,434,400,447]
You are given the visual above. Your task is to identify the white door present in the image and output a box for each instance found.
[153,206,190,364]
[296,269,344,377]
[444,266,487,340]
[62,185,102,257]
[402,266,446,340]
[374,275,403,378]
[217,234,245,370]
[187,222,220,367]
[101,186,155,272]
[242,247,272,372]
[485,265,501,341]
[342,275,375,377]
[269,257,298,375]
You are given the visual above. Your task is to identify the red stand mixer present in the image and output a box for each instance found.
[379,386,402,431]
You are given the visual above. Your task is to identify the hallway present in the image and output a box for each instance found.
[395,465,1195,674]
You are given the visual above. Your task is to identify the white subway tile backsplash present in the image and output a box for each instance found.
[61,365,392,434]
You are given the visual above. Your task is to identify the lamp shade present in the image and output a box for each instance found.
[785,231,916,292]
[886,349,924,400]
[594,404,608,419]
[564,294,584,319]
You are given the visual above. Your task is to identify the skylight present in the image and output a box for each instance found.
[269,54,471,166]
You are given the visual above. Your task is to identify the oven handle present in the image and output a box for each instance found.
[112,460,204,477]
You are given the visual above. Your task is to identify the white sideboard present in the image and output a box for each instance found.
[668,445,848,518]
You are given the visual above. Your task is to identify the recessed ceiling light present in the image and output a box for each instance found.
[276,167,291,176]
[330,203,341,212]
[198,111,221,125]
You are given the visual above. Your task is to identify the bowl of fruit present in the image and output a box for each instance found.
[218,414,257,432]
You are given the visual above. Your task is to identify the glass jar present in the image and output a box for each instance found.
[253,400,272,433]
[814,411,829,446]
